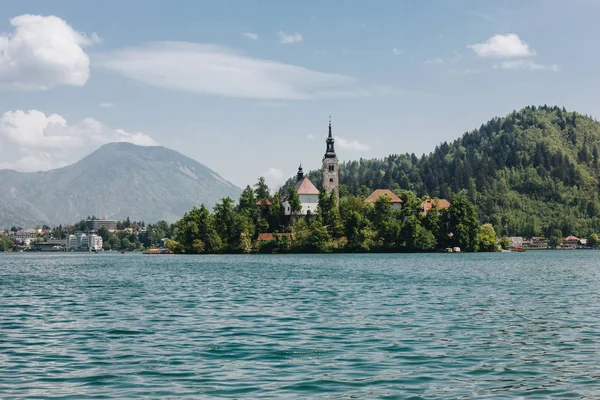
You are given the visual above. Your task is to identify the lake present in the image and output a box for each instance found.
[1,252,600,398]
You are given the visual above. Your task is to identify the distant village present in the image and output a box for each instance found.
[0,218,162,252]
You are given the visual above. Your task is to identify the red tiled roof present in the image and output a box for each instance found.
[422,198,450,211]
[365,189,403,203]
[295,177,320,195]
[564,235,580,241]
[256,199,272,206]
[256,232,293,241]
[257,233,275,241]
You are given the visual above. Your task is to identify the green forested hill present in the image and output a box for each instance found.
[302,106,600,238]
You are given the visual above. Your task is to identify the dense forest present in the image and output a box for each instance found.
[296,106,600,238]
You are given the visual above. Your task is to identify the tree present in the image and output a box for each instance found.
[108,235,120,250]
[499,236,510,250]
[214,197,236,250]
[254,177,271,203]
[268,192,284,231]
[287,187,302,216]
[477,224,499,252]
[237,185,257,218]
[441,195,480,251]
[175,205,222,253]
[0,236,15,252]
[549,235,563,249]
[588,233,599,248]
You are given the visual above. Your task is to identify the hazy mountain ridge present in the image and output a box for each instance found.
[0,142,241,227]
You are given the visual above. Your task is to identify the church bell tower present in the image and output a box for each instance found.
[322,118,339,201]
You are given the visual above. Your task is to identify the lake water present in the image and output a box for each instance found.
[1,252,600,399]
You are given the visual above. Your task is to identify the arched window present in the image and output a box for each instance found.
[328,165,335,172]
[329,178,334,183]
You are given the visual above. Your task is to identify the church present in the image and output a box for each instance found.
[282,120,339,216]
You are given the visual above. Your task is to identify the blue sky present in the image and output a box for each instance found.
[0,0,598,188]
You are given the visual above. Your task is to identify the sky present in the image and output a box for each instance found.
[0,0,599,189]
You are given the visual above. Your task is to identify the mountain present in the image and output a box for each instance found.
[0,142,241,227]
[301,105,600,238]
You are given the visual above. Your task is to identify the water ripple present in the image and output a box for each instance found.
[1,252,600,398]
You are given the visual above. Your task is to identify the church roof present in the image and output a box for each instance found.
[295,176,320,195]
[366,189,403,203]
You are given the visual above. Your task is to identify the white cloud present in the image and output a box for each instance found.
[0,109,157,171]
[0,14,98,90]
[96,42,388,100]
[494,60,560,72]
[392,48,403,56]
[242,32,259,40]
[335,136,370,151]
[277,31,303,44]
[468,33,535,58]
[306,133,315,140]
[425,57,445,65]
[263,167,286,189]
[99,102,114,108]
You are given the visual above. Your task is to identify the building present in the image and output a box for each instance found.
[87,218,118,231]
[9,229,39,244]
[563,235,580,249]
[528,236,548,249]
[421,199,451,215]
[322,118,339,201]
[66,233,103,251]
[507,236,524,249]
[32,240,66,252]
[283,165,320,216]
[365,189,403,211]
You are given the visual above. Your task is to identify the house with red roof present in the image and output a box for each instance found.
[563,235,580,249]
[365,189,403,210]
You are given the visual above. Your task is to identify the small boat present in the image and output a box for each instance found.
[143,248,173,255]
[445,248,453,253]
[452,247,461,253]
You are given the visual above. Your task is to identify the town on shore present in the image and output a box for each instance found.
[1,121,598,255]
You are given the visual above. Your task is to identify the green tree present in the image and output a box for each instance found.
[0,236,15,252]
[587,233,599,248]
[254,177,271,203]
[108,235,120,250]
[214,197,236,250]
[441,195,479,251]
[237,185,257,218]
[287,187,302,216]
[499,236,510,250]
[477,224,499,252]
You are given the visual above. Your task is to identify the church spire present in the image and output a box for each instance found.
[296,164,304,181]
[324,117,336,159]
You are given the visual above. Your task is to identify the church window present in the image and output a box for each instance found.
[329,178,333,182]
[328,165,335,172]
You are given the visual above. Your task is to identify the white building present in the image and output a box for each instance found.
[283,165,320,216]
[66,233,102,251]
[10,229,39,244]
[89,234,103,251]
